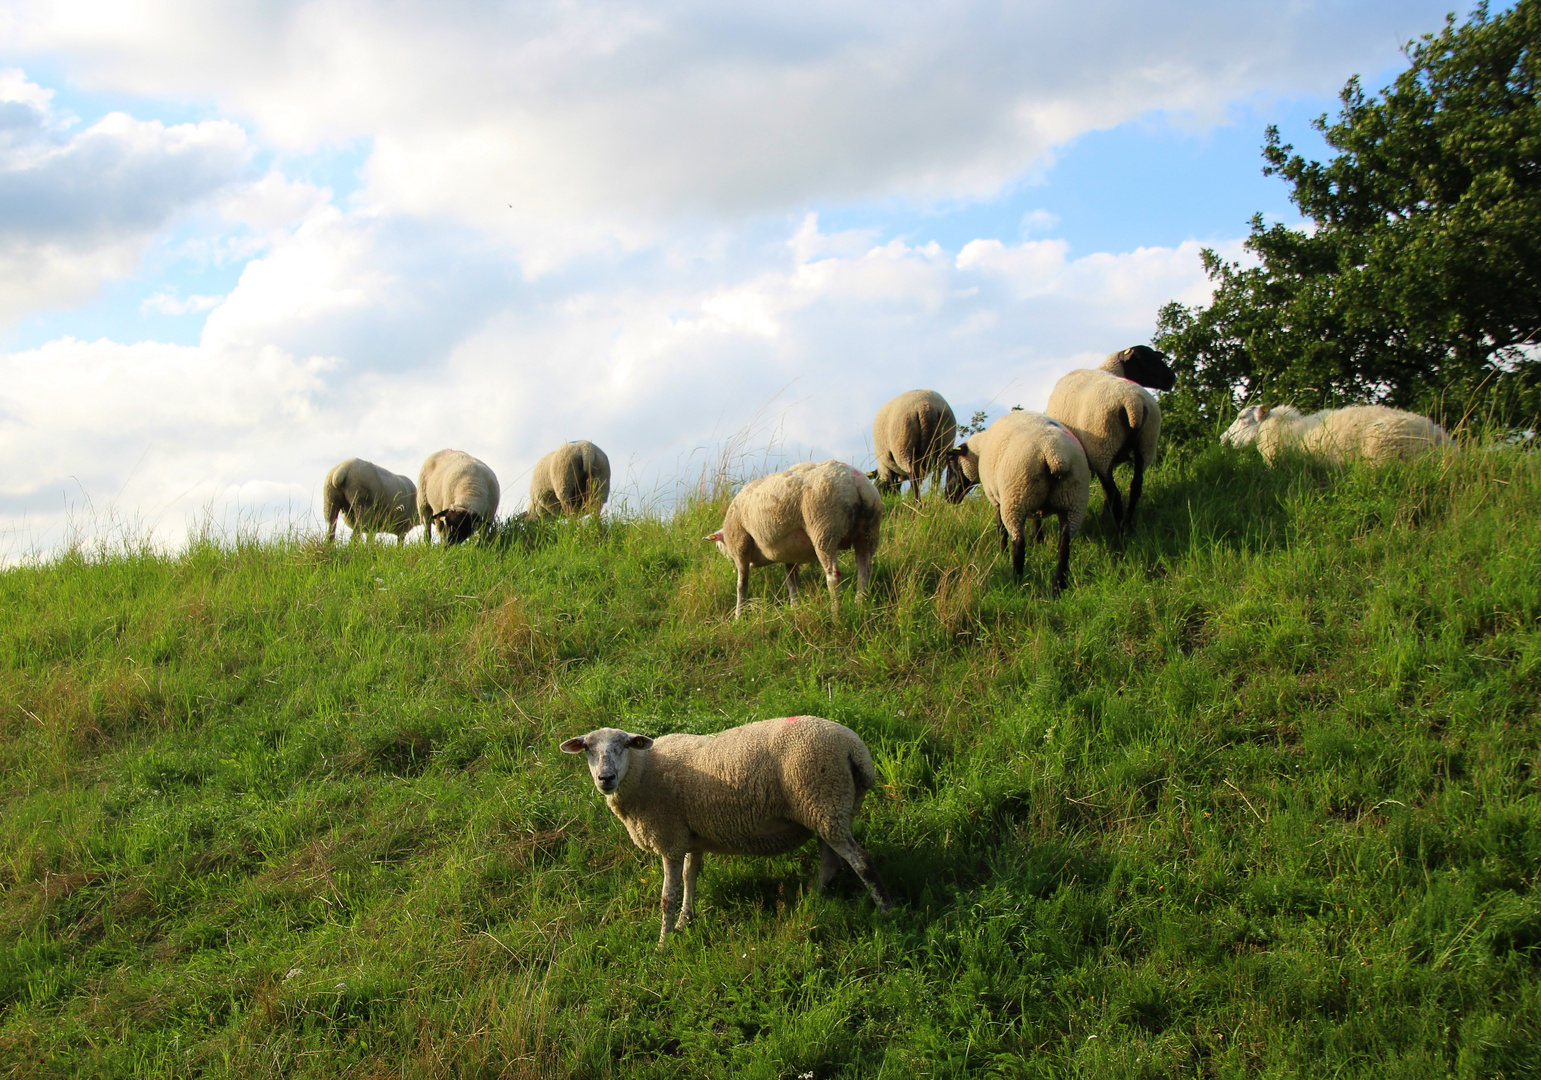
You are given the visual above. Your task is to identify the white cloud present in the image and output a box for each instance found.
[0,70,250,326]
[2,1,1454,266]
[140,290,224,315]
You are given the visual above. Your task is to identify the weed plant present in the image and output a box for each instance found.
[1,442,1539,1078]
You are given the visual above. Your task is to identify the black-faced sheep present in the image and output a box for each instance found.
[706,460,882,619]
[1222,404,1451,464]
[417,449,501,545]
[529,440,611,518]
[1044,346,1173,531]
[561,716,891,946]
[323,458,418,543]
[944,411,1090,594]
[866,389,957,500]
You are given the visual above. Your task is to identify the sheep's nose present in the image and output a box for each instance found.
[597,773,617,792]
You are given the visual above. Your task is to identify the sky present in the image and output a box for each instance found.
[0,0,1462,556]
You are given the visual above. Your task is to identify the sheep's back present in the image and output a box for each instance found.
[1046,369,1158,474]
[651,718,871,853]
[1309,406,1449,463]
[420,450,500,517]
[874,390,956,478]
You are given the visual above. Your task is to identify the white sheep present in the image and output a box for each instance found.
[706,460,882,619]
[560,716,892,946]
[322,458,418,543]
[867,389,957,500]
[944,411,1090,593]
[1044,346,1174,530]
[529,440,611,518]
[417,449,501,544]
[1221,404,1452,464]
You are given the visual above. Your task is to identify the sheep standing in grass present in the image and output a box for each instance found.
[323,458,418,543]
[529,440,611,518]
[706,460,882,619]
[944,411,1089,594]
[561,716,891,946]
[1045,346,1174,531]
[867,389,957,501]
[418,449,500,545]
[1222,404,1451,464]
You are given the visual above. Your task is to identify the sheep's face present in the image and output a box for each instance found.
[560,728,655,795]
[434,507,482,544]
[942,447,979,503]
[1221,405,1272,448]
[1117,346,1177,392]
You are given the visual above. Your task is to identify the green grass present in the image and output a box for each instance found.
[1,442,1539,1078]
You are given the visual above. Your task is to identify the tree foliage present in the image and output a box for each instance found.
[1155,1,1541,444]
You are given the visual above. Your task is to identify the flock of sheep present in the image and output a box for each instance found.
[324,346,1452,944]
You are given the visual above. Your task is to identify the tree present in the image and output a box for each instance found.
[1155,1,1541,444]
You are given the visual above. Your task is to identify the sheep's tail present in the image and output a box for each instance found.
[848,745,878,796]
[323,463,348,523]
[1123,395,1147,433]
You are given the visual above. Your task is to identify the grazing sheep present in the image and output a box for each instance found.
[1044,347,1174,530]
[706,460,882,619]
[1221,404,1452,465]
[529,440,611,518]
[560,716,892,946]
[867,389,958,500]
[943,411,1090,594]
[323,458,418,543]
[417,449,500,545]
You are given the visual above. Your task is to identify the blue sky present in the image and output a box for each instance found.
[0,0,1462,555]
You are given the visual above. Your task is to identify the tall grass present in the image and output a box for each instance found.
[1,441,1538,1078]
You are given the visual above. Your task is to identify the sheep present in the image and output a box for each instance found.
[560,715,891,945]
[1221,404,1452,464]
[417,449,501,545]
[866,389,957,500]
[322,458,418,543]
[1044,346,1174,531]
[705,459,882,619]
[529,440,611,518]
[943,411,1090,594]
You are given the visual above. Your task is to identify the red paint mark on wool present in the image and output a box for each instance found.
[784,715,803,723]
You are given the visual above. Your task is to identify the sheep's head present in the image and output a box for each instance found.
[866,468,901,495]
[560,728,655,794]
[432,507,482,544]
[1113,346,1177,392]
[942,445,979,503]
[1221,405,1273,448]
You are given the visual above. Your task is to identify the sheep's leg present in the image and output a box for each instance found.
[995,506,1009,551]
[817,548,842,616]
[1032,514,1045,544]
[819,840,843,888]
[659,855,684,946]
[784,564,800,606]
[676,852,702,930]
[1097,471,1125,527]
[1011,531,1026,581]
[1051,512,1072,596]
[734,564,750,620]
[1125,449,1145,530]
[824,833,891,913]
[854,539,873,602]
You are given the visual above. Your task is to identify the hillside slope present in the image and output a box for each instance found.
[2,444,1538,1078]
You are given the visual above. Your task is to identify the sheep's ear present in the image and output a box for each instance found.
[703,530,724,542]
[627,734,655,750]
[1257,404,1272,420]
[559,736,587,754]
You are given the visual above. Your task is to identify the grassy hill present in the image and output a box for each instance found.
[1,442,1538,1079]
